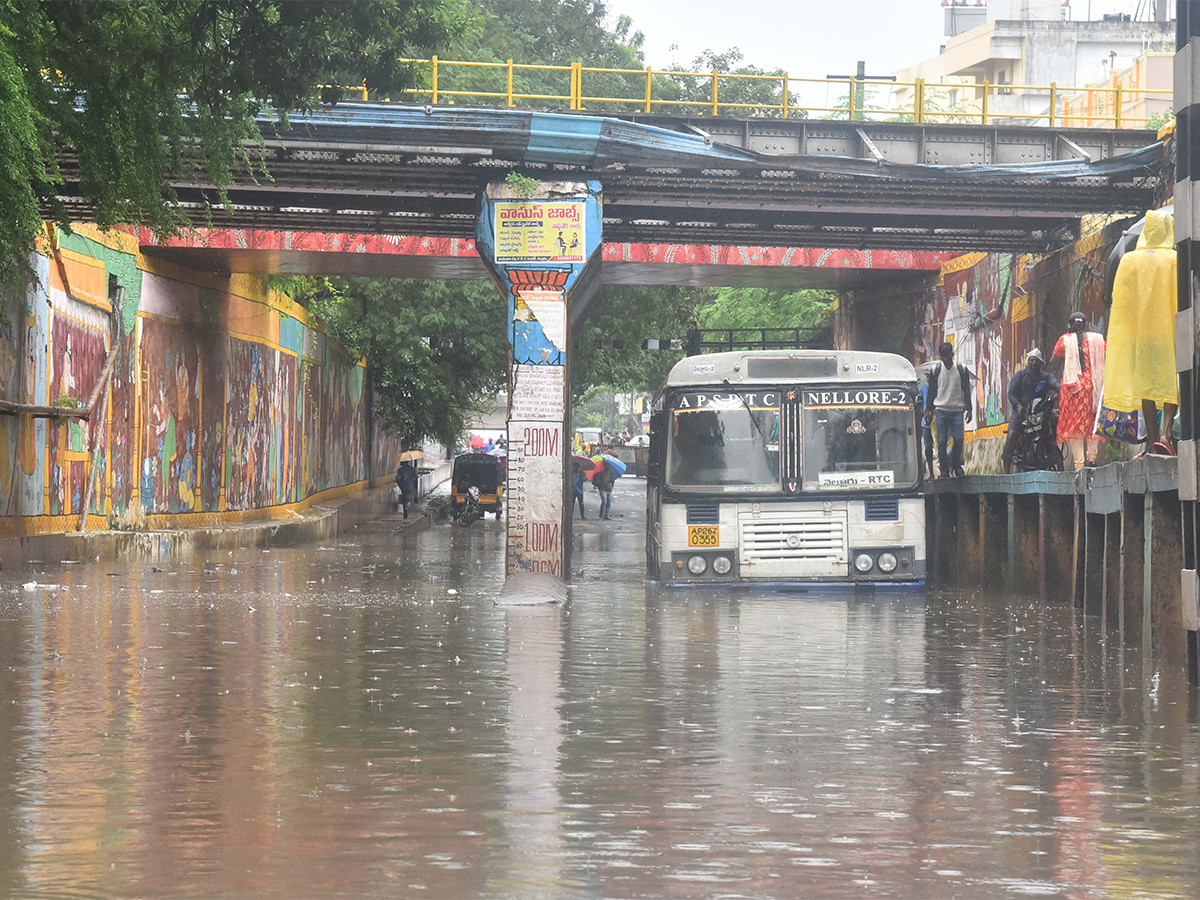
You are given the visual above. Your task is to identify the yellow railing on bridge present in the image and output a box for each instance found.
[342,57,1171,129]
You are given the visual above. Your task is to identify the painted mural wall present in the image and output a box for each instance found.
[0,226,401,535]
[837,218,1139,472]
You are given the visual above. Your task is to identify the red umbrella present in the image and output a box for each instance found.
[572,455,600,479]
[469,434,486,449]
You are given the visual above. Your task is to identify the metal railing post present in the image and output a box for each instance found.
[571,62,580,109]
[782,72,789,118]
[981,78,989,125]
[915,77,924,123]
[431,55,439,104]
[644,66,652,113]
[848,75,856,121]
[1049,82,1056,127]
[507,59,514,107]
[1115,85,1122,128]
[711,68,719,115]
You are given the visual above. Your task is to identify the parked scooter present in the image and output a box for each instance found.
[1011,394,1063,472]
[458,485,483,527]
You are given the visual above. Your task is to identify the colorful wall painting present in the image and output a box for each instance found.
[837,217,1139,468]
[0,229,402,535]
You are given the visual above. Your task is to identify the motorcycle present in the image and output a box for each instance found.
[458,485,483,527]
[1011,393,1063,472]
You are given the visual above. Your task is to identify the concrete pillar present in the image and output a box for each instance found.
[1176,1,1199,681]
[1084,512,1105,617]
[1043,495,1075,604]
[982,494,1007,589]
[1121,493,1146,647]
[1104,512,1122,636]
[934,494,958,588]
[1150,492,1186,664]
[1011,494,1040,596]
[958,493,982,586]
[1006,494,1016,590]
[475,180,603,579]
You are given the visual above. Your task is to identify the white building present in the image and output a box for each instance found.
[890,1,1174,126]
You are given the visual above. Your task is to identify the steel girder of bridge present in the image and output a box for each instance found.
[59,105,1165,253]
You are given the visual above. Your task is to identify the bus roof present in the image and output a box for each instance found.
[664,350,917,388]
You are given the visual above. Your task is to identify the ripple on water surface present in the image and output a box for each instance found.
[0,500,1197,899]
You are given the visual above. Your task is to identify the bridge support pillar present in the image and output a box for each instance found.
[475,180,603,581]
[1175,0,1199,679]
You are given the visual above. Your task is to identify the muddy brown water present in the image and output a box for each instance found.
[0,478,1197,898]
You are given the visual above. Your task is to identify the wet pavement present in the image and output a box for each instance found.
[1,476,1198,899]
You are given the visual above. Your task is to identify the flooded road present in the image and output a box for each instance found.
[1,477,1198,898]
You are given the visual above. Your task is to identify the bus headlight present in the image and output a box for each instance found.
[712,555,732,575]
[853,553,875,573]
[687,555,708,575]
[877,552,898,573]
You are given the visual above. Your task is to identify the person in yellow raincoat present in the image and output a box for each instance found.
[1105,208,1178,453]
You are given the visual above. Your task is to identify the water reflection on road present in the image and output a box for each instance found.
[0,480,1197,898]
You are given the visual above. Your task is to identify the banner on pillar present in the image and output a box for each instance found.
[506,421,565,576]
[494,201,586,263]
[511,365,565,420]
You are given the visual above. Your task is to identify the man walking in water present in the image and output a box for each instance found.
[925,341,973,477]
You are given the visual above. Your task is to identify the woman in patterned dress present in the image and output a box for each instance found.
[1050,312,1105,470]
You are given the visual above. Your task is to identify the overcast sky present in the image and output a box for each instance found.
[601,0,1154,78]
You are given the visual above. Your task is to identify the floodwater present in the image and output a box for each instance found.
[0,478,1198,899]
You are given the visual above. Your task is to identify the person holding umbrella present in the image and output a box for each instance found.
[394,449,425,519]
[593,460,617,520]
[571,462,587,520]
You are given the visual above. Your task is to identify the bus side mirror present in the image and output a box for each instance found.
[648,412,666,479]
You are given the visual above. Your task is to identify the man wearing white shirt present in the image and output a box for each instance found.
[924,341,973,477]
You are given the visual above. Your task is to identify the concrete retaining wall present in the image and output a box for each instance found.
[927,458,1198,675]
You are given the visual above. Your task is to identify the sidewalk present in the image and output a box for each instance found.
[0,476,443,570]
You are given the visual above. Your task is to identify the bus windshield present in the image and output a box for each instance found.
[667,397,780,492]
[802,401,918,490]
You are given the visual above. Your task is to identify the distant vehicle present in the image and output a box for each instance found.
[451,453,505,521]
[646,349,924,585]
[458,486,483,527]
[574,427,603,455]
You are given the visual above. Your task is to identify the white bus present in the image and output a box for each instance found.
[646,350,924,585]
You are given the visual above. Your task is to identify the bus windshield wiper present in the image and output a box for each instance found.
[723,381,768,443]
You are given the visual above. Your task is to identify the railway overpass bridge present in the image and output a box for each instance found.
[90,103,1165,583]
[89,105,1165,254]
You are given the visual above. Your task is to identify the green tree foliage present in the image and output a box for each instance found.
[570,285,837,401]
[697,287,835,332]
[659,49,787,117]
[572,285,708,399]
[0,0,470,289]
[432,0,646,107]
[302,278,507,447]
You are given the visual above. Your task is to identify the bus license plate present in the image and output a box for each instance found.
[688,525,719,547]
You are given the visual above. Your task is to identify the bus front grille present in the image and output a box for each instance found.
[738,513,849,577]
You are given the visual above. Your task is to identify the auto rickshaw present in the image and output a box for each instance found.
[450,452,505,520]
